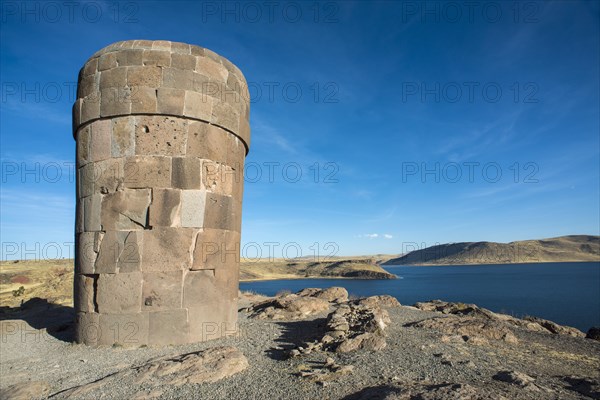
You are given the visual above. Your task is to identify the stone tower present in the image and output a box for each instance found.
[73,40,250,346]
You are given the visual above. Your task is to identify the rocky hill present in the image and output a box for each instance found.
[383,235,600,265]
[240,258,396,281]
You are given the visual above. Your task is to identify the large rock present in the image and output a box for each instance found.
[247,294,330,320]
[246,287,354,320]
[0,381,51,400]
[61,347,248,398]
[586,327,600,341]
[297,287,349,303]
[290,299,392,355]
[357,295,401,308]
[414,300,585,338]
[409,316,518,344]
[522,316,585,338]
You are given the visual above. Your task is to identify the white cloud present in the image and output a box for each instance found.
[357,233,394,239]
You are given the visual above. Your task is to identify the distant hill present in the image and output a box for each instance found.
[240,258,396,281]
[382,235,600,266]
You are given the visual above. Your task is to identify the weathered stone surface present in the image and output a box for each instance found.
[134,116,187,156]
[409,316,519,344]
[119,231,144,273]
[196,56,229,82]
[183,270,220,308]
[98,52,117,70]
[80,158,124,196]
[142,49,171,67]
[192,229,240,270]
[522,316,585,338]
[75,311,100,345]
[148,309,189,345]
[162,67,195,90]
[172,157,202,189]
[157,87,186,115]
[414,300,585,338]
[295,287,352,304]
[186,122,227,163]
[83,194,103,231]
[247,293,330,320]
[76,199,85,233]
[188,300,238,341]
[142,228,196,271]
[203,192,233,230]
[97,272,142,314]
[211,100,239,133]
[60,346,247,397]
[76,231,102,274]
[357,295,401,308]
[81,96,100,122]
[112,117,135,157]
[89,119,112,162]
[100,87,132,116]
[0,381,51,400]
[183,90,213,121]
[130,86,158,114]
[127,66,161,87]
[101,189,151,230]
[115,49,144,66]
[95,231,142,273]
[136,346,248,384]
[124,156,172,188]
[202,161,235,195]
[171,53,197,70]
[149,188,181,227]
[76,125,91,166]
[142,270,183,311]
[181,190,206,228]
[74,274,96,313]
[97,312,149,346]
[100,66,127,89]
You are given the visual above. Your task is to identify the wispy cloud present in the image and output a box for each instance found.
[357,233,393,239]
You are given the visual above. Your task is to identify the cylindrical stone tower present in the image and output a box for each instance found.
[73,40,250,346]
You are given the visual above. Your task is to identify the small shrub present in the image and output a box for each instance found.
[12,286,25,297]
[276,289,291,297]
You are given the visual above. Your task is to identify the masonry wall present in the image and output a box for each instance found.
[73,40,250,346]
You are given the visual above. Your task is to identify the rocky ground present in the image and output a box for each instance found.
[1,288,599,400]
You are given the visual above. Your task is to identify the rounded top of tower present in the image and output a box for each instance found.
[73,40,250,152]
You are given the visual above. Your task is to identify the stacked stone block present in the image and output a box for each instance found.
[73,40,250,346]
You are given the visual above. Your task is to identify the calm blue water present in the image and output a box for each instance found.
[240,262,600,331]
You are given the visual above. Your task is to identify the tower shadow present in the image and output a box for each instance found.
[0,298,75,342]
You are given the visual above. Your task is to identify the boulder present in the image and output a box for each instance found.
[357,295,401,308]
[586,327,600,341]
[61,346,248,398]
[0,381,51,400]
[409,316,518,344]
[290,301,392,355]
[522,316,585,337]
[414,300,585,338]
[246,294,330,320]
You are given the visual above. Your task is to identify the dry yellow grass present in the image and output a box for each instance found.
[0,258,393,307]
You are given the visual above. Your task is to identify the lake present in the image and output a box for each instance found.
[240,262,600,332]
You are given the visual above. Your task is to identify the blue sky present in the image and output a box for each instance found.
[1,1,599,261]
